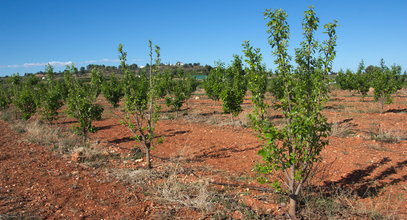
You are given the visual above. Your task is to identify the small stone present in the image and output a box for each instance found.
[71,148,85,162]
[232,210,243,219]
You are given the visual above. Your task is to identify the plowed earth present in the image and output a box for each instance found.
[1,88,406,219]
[0,121,151,219]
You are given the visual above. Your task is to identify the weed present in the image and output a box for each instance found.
[0,107,15,122]
[331,122,355,138]
[298,185,402,219]
[12,121,27,134]
[24,120,61,146]
[370,126,402,143]
[71,146,119,168]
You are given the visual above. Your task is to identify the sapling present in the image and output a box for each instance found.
[37,64,64,123]
[65,65,104,141]
[0,86,11,110]
[90,68,104,98]
[371,59,403,112]
[203,62,225,102]
[164,68,198,112]
[13,84,38,120]
[120,42,161,169]
[219,55,247,118]
[248,7,338,219]
[242,41,268,119]
[354,60,371,99]
[101,74,124,108]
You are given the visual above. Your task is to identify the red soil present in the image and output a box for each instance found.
[1,88,406,218]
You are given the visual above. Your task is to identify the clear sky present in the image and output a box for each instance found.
[1,0,406,76]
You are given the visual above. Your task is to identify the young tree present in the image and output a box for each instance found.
[0,86,12,110]
[249,7,338,219]
[13,84,38,120]
[7,74,22,88]
[203,62,225,102]
[164,68,198,112]
[354,60,371,99]
[336,69,356,93]
[120,42,161,169]
[242,41,268,119]
[39,86,64,123]
[36,64,64,123]
[65,65,104,141]
[101,74,124,108]
[90,68,104,98]
[45,63,55,81]
[371,59,404,112]
[219,55,247,117]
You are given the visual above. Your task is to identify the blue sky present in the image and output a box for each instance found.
[1,0,406,76]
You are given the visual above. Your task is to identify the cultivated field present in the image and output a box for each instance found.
[1,87,406,219]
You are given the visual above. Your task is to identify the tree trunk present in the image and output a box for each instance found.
[288,164,298,220]
[380,98,384,113]
[83,127,87,143]
[289,195,298,220]
[145,142,152,169]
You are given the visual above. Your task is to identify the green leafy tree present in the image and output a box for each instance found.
[242,41,268,119]
[38,85,64,123]
[164,68,198,112]
[371,59,404,112]
[155,70,172,98]
[25,74,41,86]
[268,75,284,100]
[101,74,124,108]
[203,62,225,102]
[0,86,12,110]
[354,60,371,99]
[35,64,64,123]
[13,84,38,120]
[219,55,247,117]
[90,68,104,98]
[120,42,161,169]
[249,7,338,219]
[336,69,355,93]
[65,66,104,141]
[45,63,55,81]
[7,74,22,88]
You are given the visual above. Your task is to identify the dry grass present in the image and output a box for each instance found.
[71,146,119,168]
[299,185,403,219]
[331,122,355,138]
[370,126,403,143]
[14,120,83,153]
[156,175,214,212]
[0,107,15,122]
[23,120,61,146]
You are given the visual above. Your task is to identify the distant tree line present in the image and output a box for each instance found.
[1,62,213,80]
